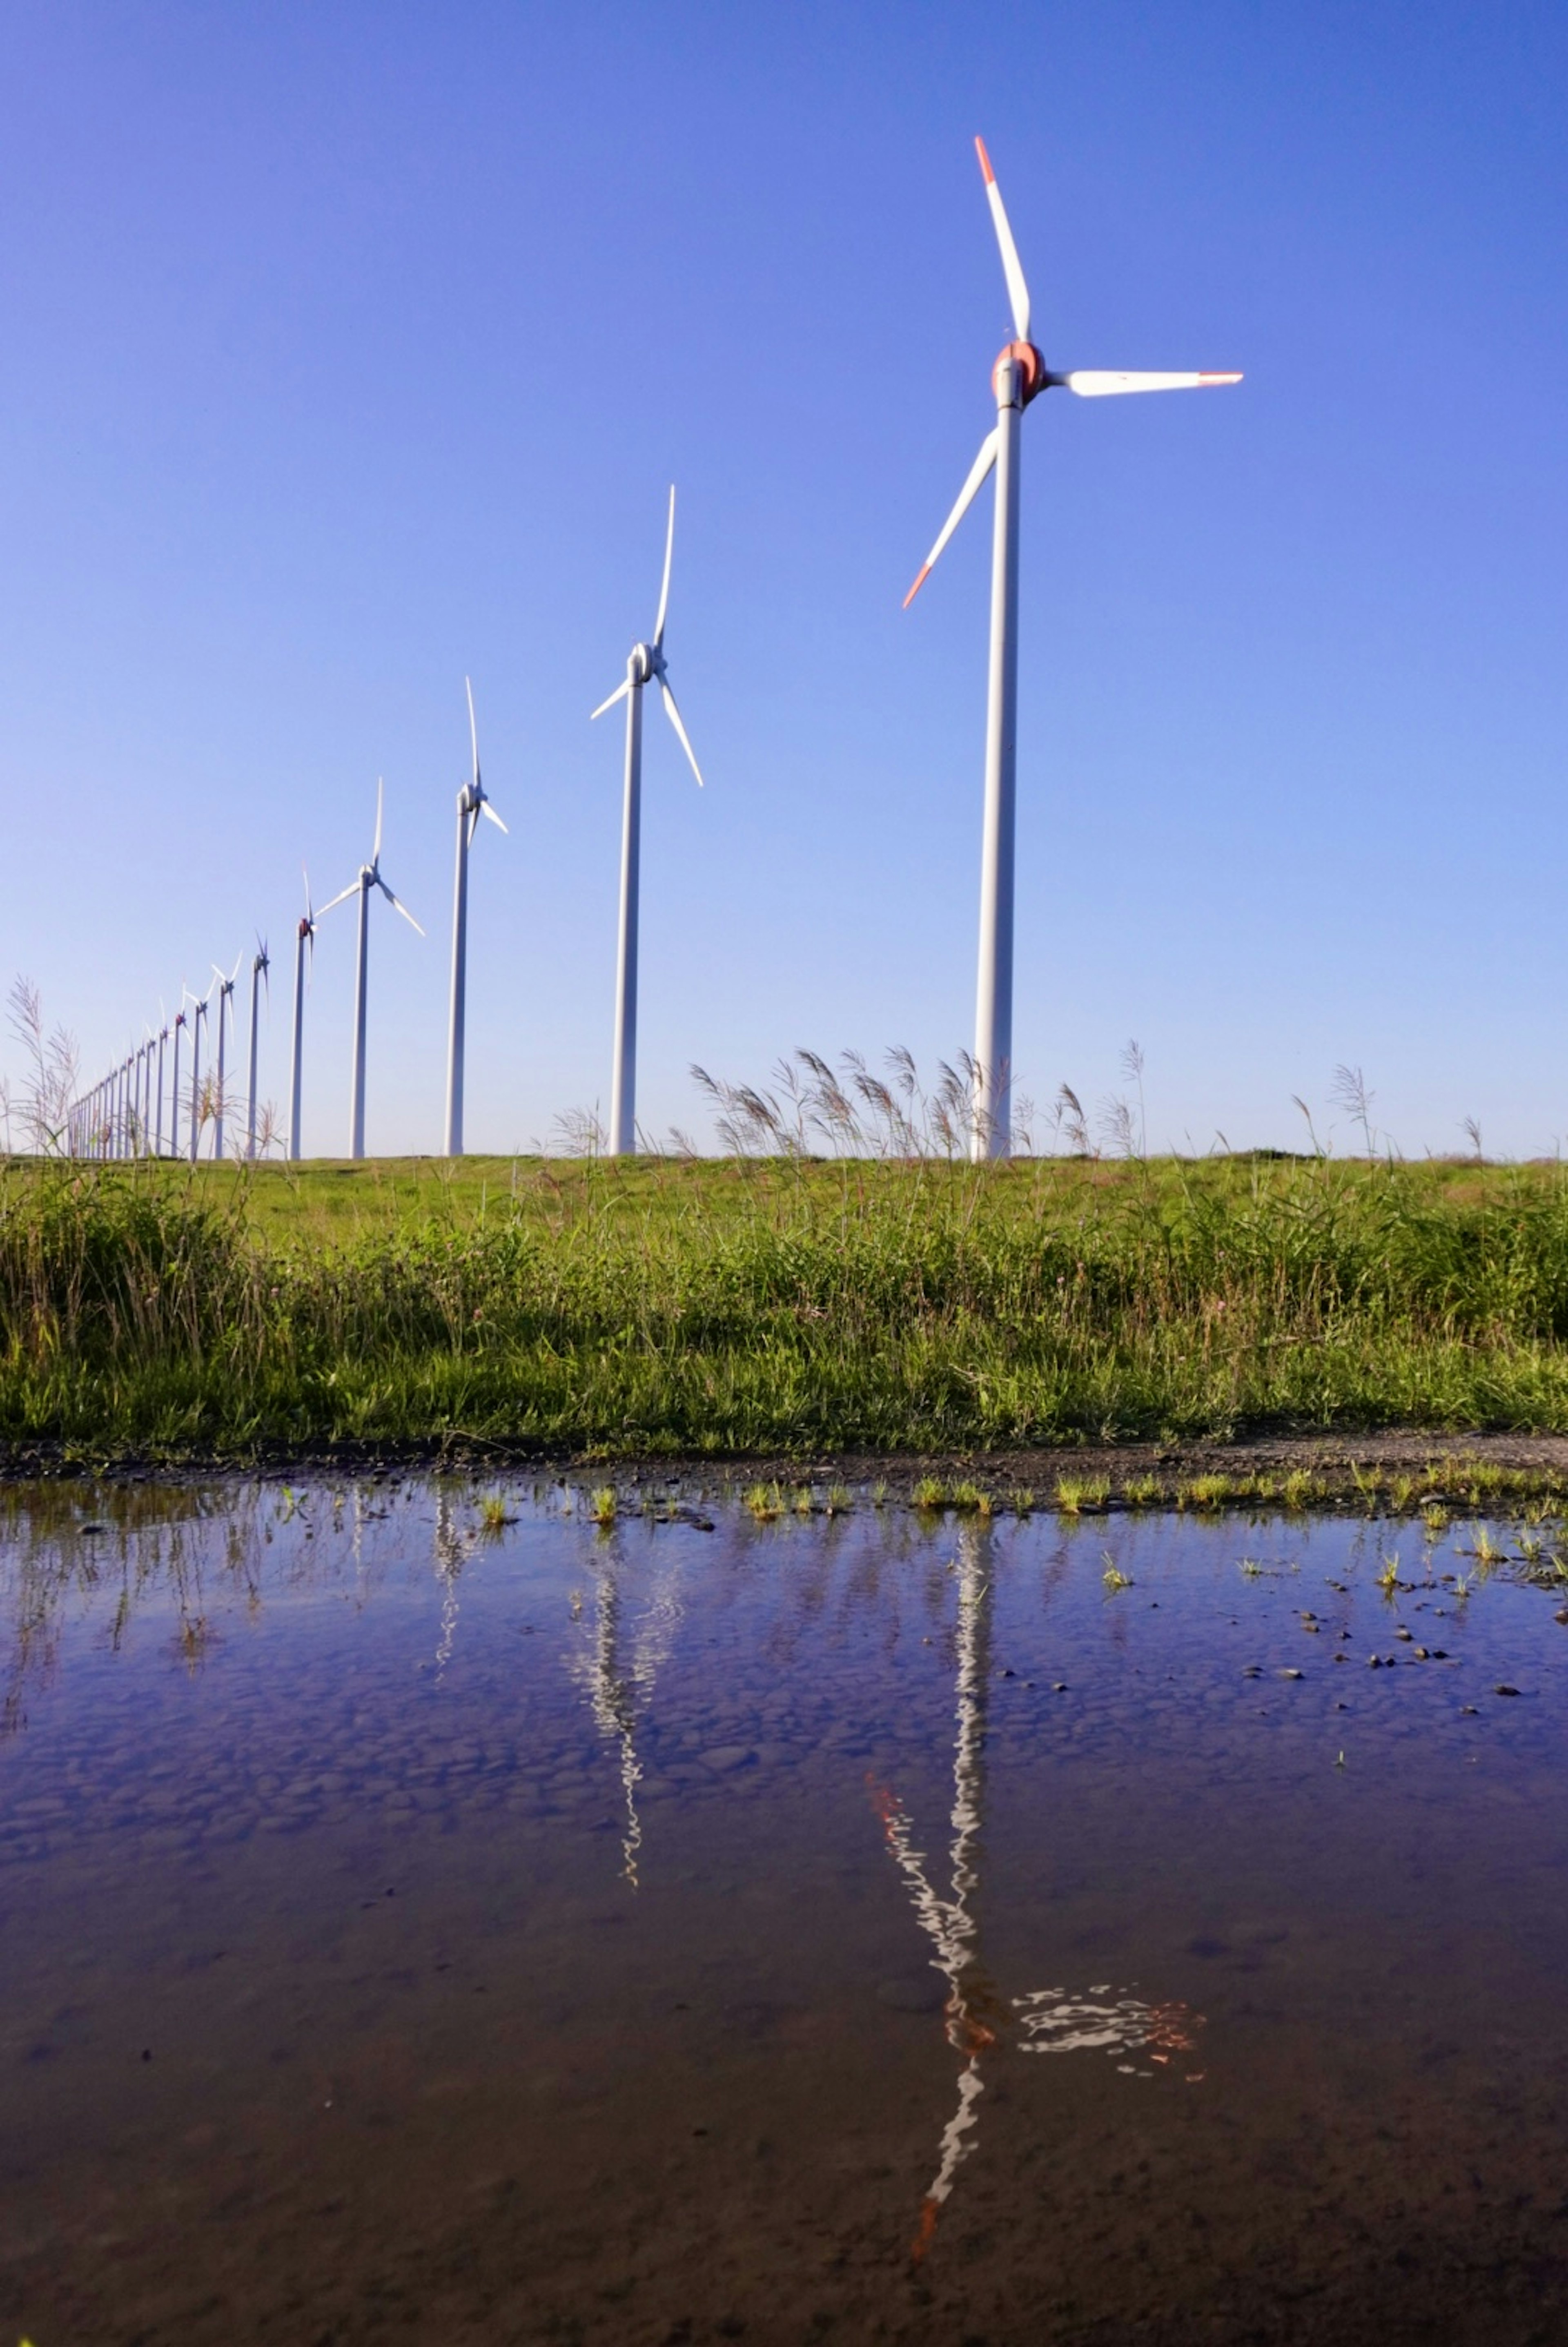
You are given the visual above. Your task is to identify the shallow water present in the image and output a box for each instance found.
[4,1480,1568,2345]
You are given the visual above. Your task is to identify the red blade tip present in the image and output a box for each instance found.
[902,564,932,610]
[974,135,995,185]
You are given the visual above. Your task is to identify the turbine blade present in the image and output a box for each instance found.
[653,484,675,650]
[377,876,425,936]
[659,678,704,789]
[975,136,1030,344]
[373,776,384,863]
[316,880,360,917]
[903,428,998,606]
[303,863,313,923]
[480,799,509,834]
[465,675,480,790]
[591,678,632,721]
[1062,369,1243,397]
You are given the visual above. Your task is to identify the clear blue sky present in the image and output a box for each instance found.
[2,1,1565,1157]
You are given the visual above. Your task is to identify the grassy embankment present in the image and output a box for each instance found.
[4,1149,1568,1461]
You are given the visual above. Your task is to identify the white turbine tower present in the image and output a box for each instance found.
[590,486,706,1157]
[904,136,1241,1159]
[288,872,315,1162]
[246,938,270,1160]
[320,781,423,1161]
[445,678,508,1158]
[211,953,241,1162]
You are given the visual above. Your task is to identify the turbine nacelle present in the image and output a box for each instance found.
[994,340,1047,404]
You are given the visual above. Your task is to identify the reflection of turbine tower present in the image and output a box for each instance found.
[572,1539,683,1890]
[433,1488,469,1678]
[871,1522,1203,2265]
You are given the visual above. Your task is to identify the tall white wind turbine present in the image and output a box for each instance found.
[246,938,270,1160]
[904,136,1241,1159]
[590,486,706,1157]
[288,872,315,1162]
[320,781,424,1161]
[445,678,508,1158]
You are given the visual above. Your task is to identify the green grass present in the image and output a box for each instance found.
[11,1148,1568,1459]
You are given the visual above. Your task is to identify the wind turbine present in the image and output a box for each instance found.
[904,136,1241,1159]
[320,781,424,1160]
[590,486,706,1157]
[246,938,270,1160]
[211,954,241,1162]
[170,1008,186,1162]
[154,1024,167,1156]
[288,872,315,1162]
[445,678,508,1158]
[184,982,210,1167]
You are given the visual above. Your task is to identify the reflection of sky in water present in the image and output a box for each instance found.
[6,1475,1568,2322]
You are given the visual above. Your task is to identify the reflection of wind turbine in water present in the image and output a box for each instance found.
[870,1523,1205,2264]
[573,1539,683,1890]
[433,1487,471,1678]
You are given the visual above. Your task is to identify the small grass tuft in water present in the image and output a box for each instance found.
[1008,1486,1036,1515]
[824,1483,853,1516]
[1179,1473,1233,1510]
[1123,1472,1162,1507]
[477,1493,514,1534]
[744,1481,784,1522]
[588,1486,617,1526]
[912,1477,947,1511]
[1102,1555,1132,1592]
[1055,1475,1109,1515]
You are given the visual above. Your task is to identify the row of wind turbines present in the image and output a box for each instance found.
[67,138,1237,1167]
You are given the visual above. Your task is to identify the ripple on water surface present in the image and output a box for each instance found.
[3,1479,1568,2345]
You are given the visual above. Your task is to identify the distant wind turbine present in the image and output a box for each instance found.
[184,983,210,1166]
[445,678,508,1158]
[320,781,424,1160]
[903,136,1240,1159]
[590,486,706,1157]
[288,871,315,1162]
[211,953,241,1161]
[246,938,270,1160]
[170,1008,186,1162]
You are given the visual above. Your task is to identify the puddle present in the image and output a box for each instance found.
[4,1481,1568,2343]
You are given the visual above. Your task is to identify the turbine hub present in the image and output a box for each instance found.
[630,643,656,685]
[992,340,1047,405]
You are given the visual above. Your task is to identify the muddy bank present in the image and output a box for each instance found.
[9,1423,1568,1503]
